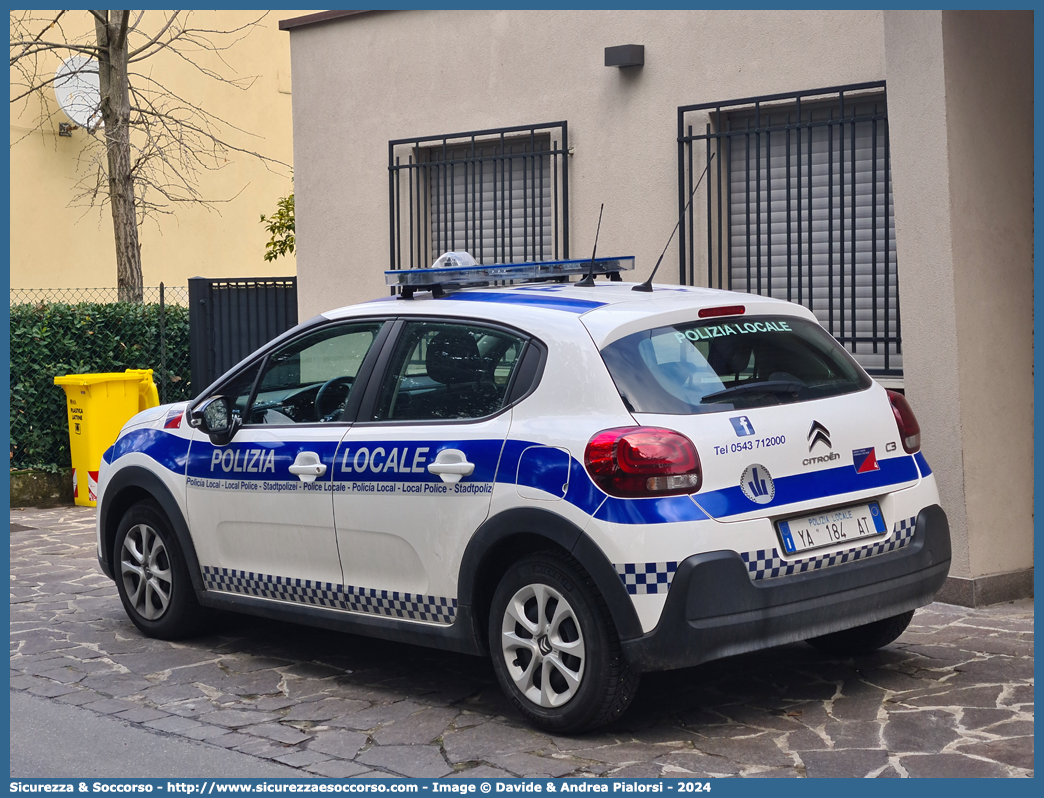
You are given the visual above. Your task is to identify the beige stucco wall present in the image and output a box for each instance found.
[290,9,885,317]
[883,10,1033,580]
[9,11,313,291]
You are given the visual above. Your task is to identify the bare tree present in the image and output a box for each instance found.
[11,10,288,301]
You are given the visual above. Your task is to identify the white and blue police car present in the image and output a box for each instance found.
[96,255,949,732]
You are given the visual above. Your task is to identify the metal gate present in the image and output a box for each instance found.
[679,82,901,378]
[188,276,298,396]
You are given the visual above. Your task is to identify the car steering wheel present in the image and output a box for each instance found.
[315,375,354,420]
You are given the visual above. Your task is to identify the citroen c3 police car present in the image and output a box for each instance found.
[96,254,949,733]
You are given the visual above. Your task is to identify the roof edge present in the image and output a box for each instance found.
[279,10,374,31]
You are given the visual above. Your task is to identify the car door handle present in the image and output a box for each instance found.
[289,451,327,483]
[427,449,474,484]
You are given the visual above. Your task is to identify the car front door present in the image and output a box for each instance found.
[185,320,388,603]
[332,319,529,624]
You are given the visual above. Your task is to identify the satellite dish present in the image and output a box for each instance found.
[54,56,102,130]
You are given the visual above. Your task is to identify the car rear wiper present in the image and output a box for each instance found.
[700,380,807,404]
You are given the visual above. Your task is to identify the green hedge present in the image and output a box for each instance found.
[10,302,192,471]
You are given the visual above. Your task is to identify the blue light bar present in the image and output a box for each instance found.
[385,256,635,290]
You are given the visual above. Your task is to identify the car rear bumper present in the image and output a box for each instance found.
[621,504,950,672]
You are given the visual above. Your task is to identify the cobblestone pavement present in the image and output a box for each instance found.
[10,506,1034,778]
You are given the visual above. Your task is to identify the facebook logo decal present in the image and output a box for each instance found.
[730,416,756,437]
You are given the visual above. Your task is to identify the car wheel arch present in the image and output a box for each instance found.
[99,466,205,596]
[458,507,643,655]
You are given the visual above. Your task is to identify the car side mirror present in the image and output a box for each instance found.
[189,396,241,446]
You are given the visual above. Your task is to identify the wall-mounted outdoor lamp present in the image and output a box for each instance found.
[604,44,644,68]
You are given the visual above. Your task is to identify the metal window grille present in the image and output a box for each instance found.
[679,82,902,378]
[388,122,569,271]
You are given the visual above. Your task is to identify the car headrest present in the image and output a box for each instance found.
[707,338,753,375]
[425,331,485,385]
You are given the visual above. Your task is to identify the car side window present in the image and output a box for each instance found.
[373,321,526,422]
[218,362,263,424]
[247,322,384,424]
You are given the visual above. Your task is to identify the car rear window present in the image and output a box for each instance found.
[600,315,872,415]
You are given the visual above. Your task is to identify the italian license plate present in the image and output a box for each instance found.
[777,501,887,556]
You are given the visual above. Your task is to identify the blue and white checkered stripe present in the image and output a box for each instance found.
[615,561,679,595]
[201,566,456,624]
[202,566,341,608]
[344,585,457,624]
[740,515,917,581]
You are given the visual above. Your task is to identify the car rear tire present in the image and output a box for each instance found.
[114,500,208,639]
[489,551,639,733]
[806,610,915,656]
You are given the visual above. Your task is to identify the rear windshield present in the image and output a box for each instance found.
[600,315,871,415]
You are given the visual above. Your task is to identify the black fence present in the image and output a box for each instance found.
[11,285,189,307]
[188,276,298,396]
[679,82,902,377]
[388,122,570,272]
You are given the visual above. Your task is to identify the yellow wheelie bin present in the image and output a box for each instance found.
[53,369,160,506]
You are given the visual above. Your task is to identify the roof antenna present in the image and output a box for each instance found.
[575,203,604,287]
[633,152,715,293]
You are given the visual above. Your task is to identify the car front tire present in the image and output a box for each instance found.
[806,610,915,656]
[489,551,639,733]
[114,500,208,639]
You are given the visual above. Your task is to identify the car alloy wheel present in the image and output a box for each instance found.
[500,582,586,708]
[489,551,639,732]
[113,500,208,639]
[120,522,173,621]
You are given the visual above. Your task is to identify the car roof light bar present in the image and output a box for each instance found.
[386,256,635,299]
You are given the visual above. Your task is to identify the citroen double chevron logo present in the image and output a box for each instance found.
[808,420,831,452]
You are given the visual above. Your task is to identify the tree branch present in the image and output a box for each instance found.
[126,11,179,59]
[130,105,289,170]
[10,40,100,63]
[10,72,66,105]
[114,10,130,52]
[12,9,288,229]
[10,10,68,63]
[126,11,146,38]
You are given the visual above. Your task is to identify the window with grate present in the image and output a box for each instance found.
[389,123,570,271]
[679,83,901,378]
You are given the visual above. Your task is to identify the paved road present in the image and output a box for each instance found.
[11,690,301,777]
[10,506,1034,778]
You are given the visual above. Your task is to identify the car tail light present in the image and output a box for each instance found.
[698,305,745,319]
[887,390,921,454]
[585,426,702,498]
